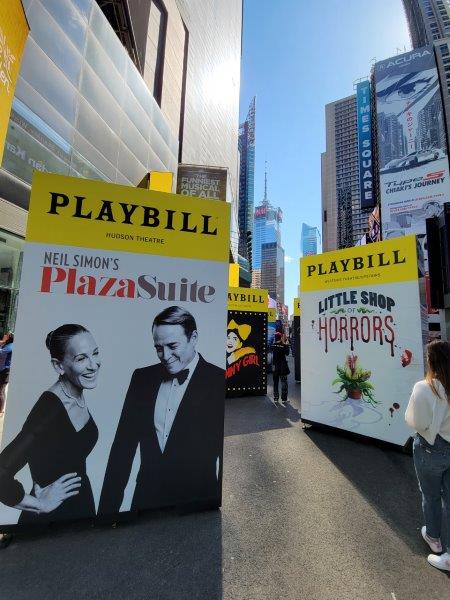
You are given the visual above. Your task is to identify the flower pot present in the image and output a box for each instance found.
[347,388,362,400]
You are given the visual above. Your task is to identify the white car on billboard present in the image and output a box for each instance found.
[380,148,445,173]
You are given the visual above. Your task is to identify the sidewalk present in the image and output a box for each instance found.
[0,363,449,598]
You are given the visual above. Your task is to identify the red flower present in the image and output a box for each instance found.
[346,353,358,375]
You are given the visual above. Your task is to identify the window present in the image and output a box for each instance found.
[144,0,168,106]
[0,230,24,337]
[178,20,189,163]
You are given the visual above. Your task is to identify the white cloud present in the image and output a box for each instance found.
[285,255,295,264]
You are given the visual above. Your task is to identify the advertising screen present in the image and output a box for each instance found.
[300,236,425,446]
[356,80,375,209]
[0,173,230,528]
[226,288,268,397]
[375,46,450,242]
[176,164,228,201]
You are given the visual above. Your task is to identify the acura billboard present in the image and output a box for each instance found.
[375,46,450,242]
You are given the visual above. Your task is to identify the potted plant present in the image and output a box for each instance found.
[332,354,378,406]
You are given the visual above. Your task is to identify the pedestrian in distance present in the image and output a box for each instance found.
[405,340,450,571]
[0,332,14,414]
[271,331,290,405]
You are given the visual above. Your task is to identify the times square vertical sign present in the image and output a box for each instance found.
[356,80,375,209]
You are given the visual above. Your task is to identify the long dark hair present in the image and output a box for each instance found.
[46,324,88,361]
[426,340,450,404]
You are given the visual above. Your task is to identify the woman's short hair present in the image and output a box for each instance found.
[152,306,197,339]
[46,324,88,361]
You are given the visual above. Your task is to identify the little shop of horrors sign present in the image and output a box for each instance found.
[317,289,396,356]
[300,236,426,446]
[226,287,268,397]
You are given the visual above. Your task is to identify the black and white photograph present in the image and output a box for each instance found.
[0,243,229,526]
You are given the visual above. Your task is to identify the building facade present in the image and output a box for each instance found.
[402,1,450,155]
[301,222,318,256]
[253,202,282,269]
[403,0,450,47]
[321,94,372,251]
[261,241,284,305]
[0,0,242,336]
[238,96,256,259]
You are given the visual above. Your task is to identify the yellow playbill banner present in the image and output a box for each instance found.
[0,0,29,164]
[26,172,230,262]
[293,298,301,316]
[300,236,419,292]
[268,307,277,322]
[227,287,268,312]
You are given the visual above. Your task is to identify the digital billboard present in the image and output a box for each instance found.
[375,46,450,242]
[356,80,375,209]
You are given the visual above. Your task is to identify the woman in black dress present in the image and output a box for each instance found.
[0,324,100,523]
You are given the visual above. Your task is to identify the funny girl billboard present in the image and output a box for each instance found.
[226,287,268,397]
[300,236,426,445]
[0,172,230,528]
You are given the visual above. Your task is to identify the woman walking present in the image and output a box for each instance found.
[405,340,450,571]
[271,332,290,405]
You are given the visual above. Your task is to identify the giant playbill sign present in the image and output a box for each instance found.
[300,236,425,446]
[375,46,450,240]
[0,173,230,528]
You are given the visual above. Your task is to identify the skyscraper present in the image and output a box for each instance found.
[402,1,450,153]
[0,0,243,337]
[402,0,450,47]
[252,167,284,303]
[238,97,256,259]
[261,242,284,305]
[301,223,319,256]
[321,94,372,251]
[252,168,282,268]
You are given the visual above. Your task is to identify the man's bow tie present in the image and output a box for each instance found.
[164,369,189,385]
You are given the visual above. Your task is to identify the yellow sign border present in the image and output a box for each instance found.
[227,287,268,312]
[300,236,419,292]
[26,172,230,262]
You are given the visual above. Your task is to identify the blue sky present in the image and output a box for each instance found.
[239,0,411,312]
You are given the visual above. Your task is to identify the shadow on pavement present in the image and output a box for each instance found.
[225,394,301,437]
[1,507,224,600]
[303,424,440,555]
[225,357,301,438]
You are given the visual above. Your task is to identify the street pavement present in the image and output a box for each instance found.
[1,360,449,599]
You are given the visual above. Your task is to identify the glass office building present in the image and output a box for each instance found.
[0,0,243,335]
[253,203,282,269]
[238,97,256,258]
[2,0,179,187]
[301,223,318,256]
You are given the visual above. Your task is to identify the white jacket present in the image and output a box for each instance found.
[405,379,450,444]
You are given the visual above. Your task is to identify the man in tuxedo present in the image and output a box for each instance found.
[98,306,225,515]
